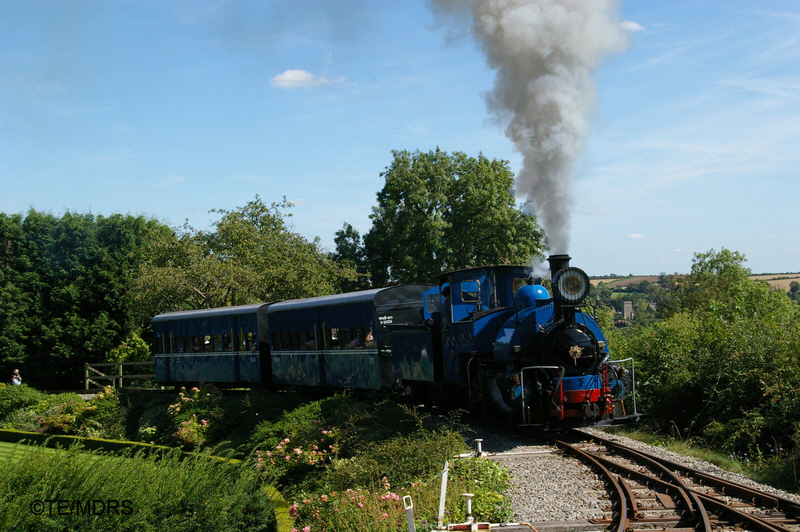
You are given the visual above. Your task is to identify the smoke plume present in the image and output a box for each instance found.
[432,0,628,254]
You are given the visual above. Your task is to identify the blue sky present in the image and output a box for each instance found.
[2,1,798,276]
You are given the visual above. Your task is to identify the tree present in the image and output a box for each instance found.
[361,149,544,285]
[0,209,168,389]
[330,223,370,292]
[615,248,800,454]
[134,196,359,317]
[789,281,800,304]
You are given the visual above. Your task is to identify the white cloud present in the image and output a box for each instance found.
[270,69,345,89]
[621,20,645,32]
[628,233,650,239]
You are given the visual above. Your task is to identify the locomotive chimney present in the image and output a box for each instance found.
[547,254,571,278]
[548,254,572,324]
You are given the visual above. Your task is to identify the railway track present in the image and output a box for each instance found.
[556,431,800,532]
[469,425,800,532]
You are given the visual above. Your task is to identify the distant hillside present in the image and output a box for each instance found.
[591,273,800,292]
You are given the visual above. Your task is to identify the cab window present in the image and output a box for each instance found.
[461,280,481,303]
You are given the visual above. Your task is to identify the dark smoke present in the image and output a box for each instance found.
[431,0,628,254]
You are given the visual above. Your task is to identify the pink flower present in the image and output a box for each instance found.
[289,504,298,517]
[303,527,310,532]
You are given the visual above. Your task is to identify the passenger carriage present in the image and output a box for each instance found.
[152,303,268,385]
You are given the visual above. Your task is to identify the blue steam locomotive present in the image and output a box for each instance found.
[152,255,640,428]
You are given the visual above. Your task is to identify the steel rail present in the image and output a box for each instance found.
[568,440,710,532]
[589,432,800,515]
[555,440,630,532]
[605,443,714,532]
[693,490,795,532]
[583,434,797,532]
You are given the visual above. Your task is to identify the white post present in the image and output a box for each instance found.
[437,460,449,529]
[403,495,416,532]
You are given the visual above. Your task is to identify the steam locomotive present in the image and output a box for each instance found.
[152,254,640,429]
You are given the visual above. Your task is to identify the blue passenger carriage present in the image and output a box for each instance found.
[264,285,433,390]
[153,303,269,385]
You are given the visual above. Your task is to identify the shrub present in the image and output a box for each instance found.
[166,385,223,449]
[322,428,467,493]
[0,384,46,423]
[291,454,512,531]
[1,408,40,432]
[74,386,127,439]
[135,403,171,443]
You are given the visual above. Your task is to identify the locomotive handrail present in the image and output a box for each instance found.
[519,365,564,425]
[603,356,639,416]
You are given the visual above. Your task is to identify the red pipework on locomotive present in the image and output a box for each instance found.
[601,365,613,415]
[549,366,614,420]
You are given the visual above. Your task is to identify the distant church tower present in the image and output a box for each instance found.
[623,300,635,322]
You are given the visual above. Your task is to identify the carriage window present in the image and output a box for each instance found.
[348,327,373,348]
[303,330,316,350]
[327,328,340,349]
[244,332,257,353]
[461,280,481,303]
[172,336,185,353]
[271,332,281,350]
[339,328,351,348]
[189,336,203,352]
[347,328,363,348]
[289,331,300,350]
[211,335,222,352]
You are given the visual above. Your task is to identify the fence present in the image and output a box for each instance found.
[84,361,155,390]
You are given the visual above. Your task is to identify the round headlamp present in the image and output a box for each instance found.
[552,267,590,305]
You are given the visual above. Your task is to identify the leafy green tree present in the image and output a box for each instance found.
[0,210,168,389]
[135,196,358,316]
[0,213,31,367]
[330,222,370,292]
[615,248,800,454]
[788,281,800,304]
[361,149,544,285]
